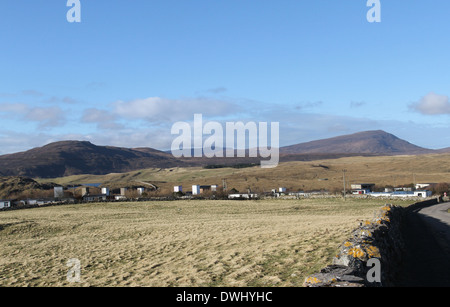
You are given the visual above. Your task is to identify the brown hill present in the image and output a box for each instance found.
[0,141,185,178]
[436,147,450,154]
[280,130,434,155]
[0,131,446,179]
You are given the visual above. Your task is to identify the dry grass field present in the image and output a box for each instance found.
[0,198,413,287]
[37,153,450,195]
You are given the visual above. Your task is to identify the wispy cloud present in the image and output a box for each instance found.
[0,103,66,128]
[350,101,366,108]
[82,108,124,130]
[113,96,241,122]
[42,96,79,104]
[294,101,324,110]
[206,87,228,94]
[21,90,45,97]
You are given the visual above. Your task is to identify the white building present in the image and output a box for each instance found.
[137,187,145,195]
[54,187,64,198]
[352,189,370,195]
[192,185,200,195]
[101,187,110,196]
[174,186,183,193]
[367,190,432,198]
[0,200,11,209]
[279,187,287,193]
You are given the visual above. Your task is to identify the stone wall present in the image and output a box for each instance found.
[303,204,406,287]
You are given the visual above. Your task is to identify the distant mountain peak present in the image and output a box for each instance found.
[0,141,183,178]
[280,130,433,155]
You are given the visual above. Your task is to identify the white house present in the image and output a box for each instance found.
[192,185,200,195]
[54,187,64,198]
[137,187,145,195]
[0,200,11,209]
[367,190,432,198]
[174,186,183,193]
[101,187,110,196]
[414,190,433,198]
[352,189,370,195]
[279,187,287,193]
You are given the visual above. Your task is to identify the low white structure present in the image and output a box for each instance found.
[279,187,287,193]
[367,190,432,198]
[192,185,200,195]
[174,186,183,193]
[0,200,11,209]
[352,189,370,195]
[54,187,64,198]
[101,187,110,196]
[228,194,258,199]
[211,185,218,192]
[137,187,145,195]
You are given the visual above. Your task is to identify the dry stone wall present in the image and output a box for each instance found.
[303,204,405,287]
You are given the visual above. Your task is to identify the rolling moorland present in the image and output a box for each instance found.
[34,153,450,197]
[0,130,449,179]
[0,130,449,198]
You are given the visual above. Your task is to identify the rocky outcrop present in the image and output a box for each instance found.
[304,205,405,287]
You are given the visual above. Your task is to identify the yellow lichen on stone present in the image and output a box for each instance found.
[348,247,365,258]
[344,241,352,247]
[366,245,381,258]
[305,277,321,284]
[360,229,372,237]
[381,205,392,211]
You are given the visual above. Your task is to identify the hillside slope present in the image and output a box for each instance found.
[280,130,433,155]
[0,141,184,178]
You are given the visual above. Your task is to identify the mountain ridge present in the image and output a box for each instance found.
[280,130,434,155]
[0,130,446,178]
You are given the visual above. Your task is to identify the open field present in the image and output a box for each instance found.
[36,153,450,195]
[0,198,413,287]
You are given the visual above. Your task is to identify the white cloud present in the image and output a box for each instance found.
[113,97,241,122]
[410,92,450,115]
[0,103,66,128]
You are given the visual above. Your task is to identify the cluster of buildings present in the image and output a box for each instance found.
[0,185,151,210]
[80,186,148,202]
[351,183,433,198]
[0,180,437,211]
[172,182,435,200]
[173,185,326,199]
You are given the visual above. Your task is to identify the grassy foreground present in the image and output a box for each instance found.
[0,198,411,287]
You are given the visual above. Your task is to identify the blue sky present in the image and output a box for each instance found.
[1,0,450,154]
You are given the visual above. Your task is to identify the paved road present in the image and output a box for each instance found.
[396,202,450,286]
